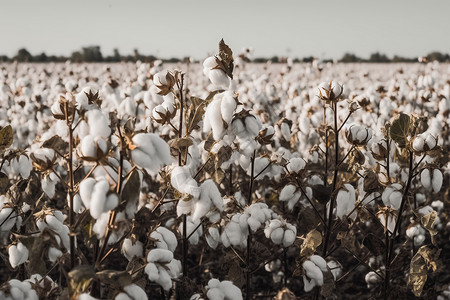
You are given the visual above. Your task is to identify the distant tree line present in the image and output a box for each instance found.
[1,46,449,63]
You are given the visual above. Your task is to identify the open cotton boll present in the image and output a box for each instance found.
[204,96,225,140]
[120,284,148,300]
[206,227,221,249]
[378,213,396,233]
[86,109,111,138]
[48,247,63,263]
[432,169,443,193]
[8,242,29,268]
[122,238,144,261]
[381,183,403,210]
[131,133,172,174]
[420,169,431,189]
[335,184,356,219]
[203,57,231,90]
[42,172,58,198]
[220,91,237,123]
[9,155,32,179]
[287,157,306,173]
[79,178,96,209]
[89,180,110,219]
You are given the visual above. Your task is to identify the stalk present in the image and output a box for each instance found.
[322,101,339,257]
[65,102,76,269]
[246,150,256,300]
[384,149,414,300]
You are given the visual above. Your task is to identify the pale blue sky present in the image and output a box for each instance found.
[1,0,449,59]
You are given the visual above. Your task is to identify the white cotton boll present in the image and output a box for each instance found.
[432,169,443,193]
[131,133,172,174]
[9,242,29,268]
[287,158,306,173]
[425,134,437,149]
[79,178,96,209]
[207,287,226,300]
[245,116,262,137]
[156,226,177,252]
[412,135,425,152]
[16,155,32,179]
[209,69,231,90]
[280,122,291,141]
[90,180,109,219]
[270,227,284,245]
[335,184,356,219]
[421,169,431,189]
[382,184,403,210]
[79,135,97,158]
[283,229,296,247]
[104,194,118,211]
[87,109,111,138]
[206,227,221,249]
[219,280,243,300]
[147,248,173,263]
[123,284,148,300]
[303,260,324,286]
[388,191,402,210]
[50,101,63,116]
[220,92,237,123]
[204,97,224,140]
[166,259,182,278]
[0,207,16,232]
[42,172,58,199]
[122,239,144,261]
[48,247,63,263]
[156,266,173,291]
[309,255,328,272]
[115,293,131,300]
[378,214,396,233]
[145,262,159,281]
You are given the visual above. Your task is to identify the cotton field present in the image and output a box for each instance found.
[0,40,449,300]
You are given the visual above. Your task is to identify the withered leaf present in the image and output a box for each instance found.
[389,113,412,148]
[311,184,331,205]
[0,172,9,194]
[407,245,441,297]
[421,211,438,245]
[227,261,245,289]
[217,39,234,79]
[363,170,380,194]
[96,269,132,287]
[300,229,322,257]
[275,287,297,300]
[186,97,208,134]
[42,135,68,153]
[321,268,336,297]
[0,125,13,151]
[68,265,96,297]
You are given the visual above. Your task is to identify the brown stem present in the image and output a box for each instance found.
[65,102,76,269]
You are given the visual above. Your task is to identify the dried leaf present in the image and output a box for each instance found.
[0,172,9,194]
[407,245,440,297]
[0,125,13,151]
[42,135,68,153]
[227,261,245,289]
[275,287,296,300]
[68,265,96,297]
[96,270,132,287]
[321,268,336,297]
[421,211,438,245]
[186,97,208,134]
[300,229,322,257]
[363,170,380,194]
[311,184,331,205]
[390,113,412,148]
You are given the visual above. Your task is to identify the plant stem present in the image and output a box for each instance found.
[65,102,76,269]
[322,101,339,257]
[246,150,256,300]
[384,149,414,300]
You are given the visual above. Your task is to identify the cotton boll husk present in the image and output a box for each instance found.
[420,169,431,189]
[432,169,443,193]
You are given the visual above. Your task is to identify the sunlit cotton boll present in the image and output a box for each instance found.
[412,133,437,152]
[381,183,403,210]
[8,155,32,179]
[131,133,172,175]
[145,249,182,291]
[79,178,118,219]
[86,109,111,138]
[203,57,231,90]
[206,279,243,300]
[302,255,328,292]
[420,169,443,193]
[150,226,178,252]
[203,91,237,140]
[121,239,144,261]
[335,184,356,219]
[8,242,29,268]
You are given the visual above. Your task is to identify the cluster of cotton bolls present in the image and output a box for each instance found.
[264,218,297,247]
[190,279,243,300]
[35,210,70,261]
[145,248,182,291]
[0,274,57,300]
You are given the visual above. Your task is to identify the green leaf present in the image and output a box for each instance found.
[389,113,412,148]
